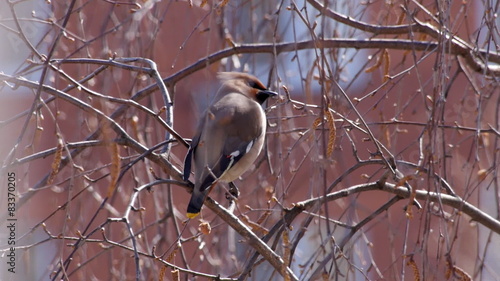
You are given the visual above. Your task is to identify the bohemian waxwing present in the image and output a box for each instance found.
[183,72,277,218]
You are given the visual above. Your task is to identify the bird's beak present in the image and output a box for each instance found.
[255,89,278,104]
[258,89,278,100]
[262,90,278,98]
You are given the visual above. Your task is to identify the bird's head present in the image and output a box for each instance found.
[217,72,278,104]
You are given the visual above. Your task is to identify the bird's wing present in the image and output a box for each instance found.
[183,120,203,181]
[183,146,194,182]
[194,98,262,192]
[215,135,258,180]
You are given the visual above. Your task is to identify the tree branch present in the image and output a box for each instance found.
[204,198,299,281]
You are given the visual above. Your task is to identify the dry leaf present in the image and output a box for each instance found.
[406,257,420,281]
[477,169,488,181]
[47,138,64,185]
[324,108,336,157]
[199,221,211,235]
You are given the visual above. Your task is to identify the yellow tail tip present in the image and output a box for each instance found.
[187,212,200,219]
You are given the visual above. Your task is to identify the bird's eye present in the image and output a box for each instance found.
[247,79,266,90]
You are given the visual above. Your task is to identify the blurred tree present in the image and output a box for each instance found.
[1,0,499,280]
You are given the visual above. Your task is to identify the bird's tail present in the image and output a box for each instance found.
[186,192,204,218]
[186,179,216,219]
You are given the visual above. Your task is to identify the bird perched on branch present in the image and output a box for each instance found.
[183,72,277,218]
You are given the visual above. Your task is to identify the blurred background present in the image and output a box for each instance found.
[0,0,499,280]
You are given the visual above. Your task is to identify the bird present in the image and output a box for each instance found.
[183,72,277,219]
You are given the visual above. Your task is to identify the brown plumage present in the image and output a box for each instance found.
[183,72,277,218]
